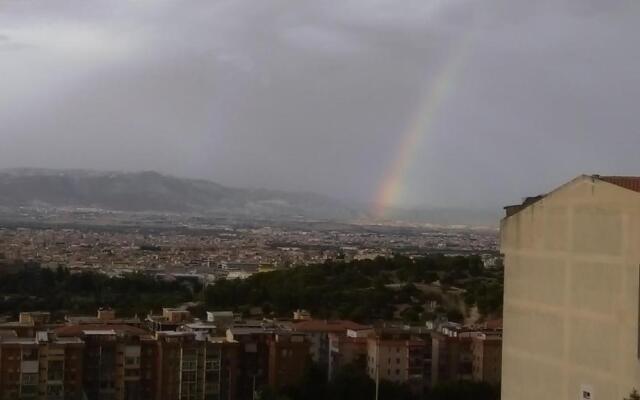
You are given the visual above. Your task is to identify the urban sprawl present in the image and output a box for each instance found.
[0,221,500,400]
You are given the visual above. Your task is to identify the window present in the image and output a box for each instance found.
[182,371,197,382]
[47,360,64,381]
[182,360,197,371]
[206,371,218,381]
[21,373,38,385]
[206,360,220,370]
[47,384,64,397]
[125,356,140,366]
[21,385,38,396]
[22,349,38,361]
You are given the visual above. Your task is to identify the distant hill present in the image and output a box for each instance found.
[0,168,360,220]
[0,168,500,226]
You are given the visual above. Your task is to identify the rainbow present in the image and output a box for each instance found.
[372,30,475,218]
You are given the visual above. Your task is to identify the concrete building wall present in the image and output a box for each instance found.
[268,334,309,389]
[430,331,474,385]
[0,345,23,399]
[367,339,411,383]
[305,332,323,364]
[471,334,502,384]
[0,340,84,400]
[501,176,640,400]
[328,333,367,379]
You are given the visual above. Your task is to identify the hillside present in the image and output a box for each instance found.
[0,169,359,220]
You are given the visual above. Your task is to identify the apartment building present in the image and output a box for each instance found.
[79,330,145,400]
[226,325,271,400]
[366,330,428,395]
[431,324,474,385]
[54,323,151,400]
[501,175,640,400]
[55,322,239,400]
[0,308,500,399]
[153,331,239,400]
[0,332,84,400]
[328,328,371,379]
[267,333,309,389]
[202,337,240,400]
[471,332,502,384]
[292,320,368,368]
[0,312,53,338]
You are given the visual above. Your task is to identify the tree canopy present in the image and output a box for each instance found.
[204,255,503,323]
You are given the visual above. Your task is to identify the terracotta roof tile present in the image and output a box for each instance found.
[598,176,640,193]
[292,320,369,333]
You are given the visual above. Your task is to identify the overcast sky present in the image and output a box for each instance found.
[1,0,639,210]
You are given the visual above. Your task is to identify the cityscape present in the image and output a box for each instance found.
[1,0,639,399]
[0,181,504,400]
[5,175,640,400]
[0,308,502,400]
[0,221,498,281]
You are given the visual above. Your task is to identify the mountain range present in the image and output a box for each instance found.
[0,168,499,226]
[0,168,360,220]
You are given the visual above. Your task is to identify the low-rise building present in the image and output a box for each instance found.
[0,312,54,338]
[146,309,193,332]
[292,310,311,321]
[206,311,235,334]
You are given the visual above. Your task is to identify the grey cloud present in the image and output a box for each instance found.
[0,33,33,52]
[1,0,639,211]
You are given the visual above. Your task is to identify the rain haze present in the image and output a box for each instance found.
[1,0,639,213]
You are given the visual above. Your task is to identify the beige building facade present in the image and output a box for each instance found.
[501,175,640,400]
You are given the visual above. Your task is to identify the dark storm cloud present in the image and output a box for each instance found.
[1,0,639,210]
